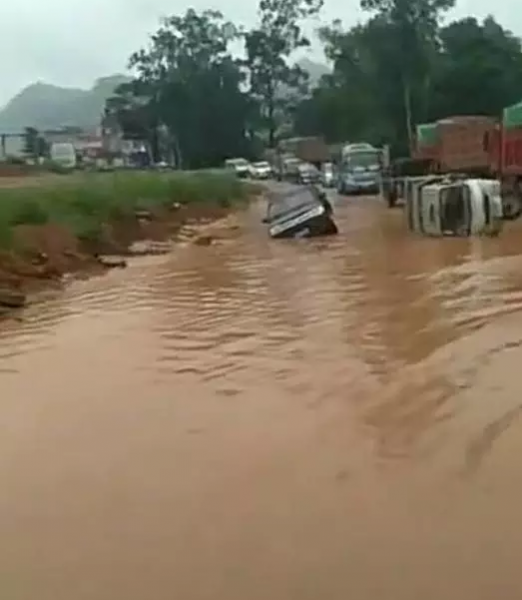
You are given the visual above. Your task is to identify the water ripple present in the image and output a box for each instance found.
[3,197,522,598]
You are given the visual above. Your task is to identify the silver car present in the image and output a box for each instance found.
[297,162,320,184]
[224,157,250,178]
[249,161,272,179]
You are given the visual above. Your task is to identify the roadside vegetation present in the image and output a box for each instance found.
[0,171,248,249]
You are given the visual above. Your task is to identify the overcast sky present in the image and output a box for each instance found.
[0,0,519,106]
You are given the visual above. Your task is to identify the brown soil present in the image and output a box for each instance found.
[0,202,234,307]
[0,164,42,180]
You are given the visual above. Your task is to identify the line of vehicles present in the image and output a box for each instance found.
[227,112,522,241]
[261,171,505,241]
[224,137,387,195]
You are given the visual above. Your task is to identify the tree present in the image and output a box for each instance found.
[359,0,455,150]
[104,80,157,162]
[294,17,407,150]
[106,9,254,168]
[294,7,522,155]
[429,16,522,119]
[23,127,38,157]
[244,0,324,147]
[23,127,49,159]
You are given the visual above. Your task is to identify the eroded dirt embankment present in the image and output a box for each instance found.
[0,201,244,312]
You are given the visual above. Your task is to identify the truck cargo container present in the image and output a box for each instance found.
[438,116,496,174]
[500,101,522,175]
[413,116,496,174]
[277,136,329,167]
[409,110,522,218]
[414,123,439,161]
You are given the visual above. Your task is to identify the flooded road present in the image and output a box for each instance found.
[2,193,522,599]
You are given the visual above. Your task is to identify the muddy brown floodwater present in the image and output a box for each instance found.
[2,193,522,599]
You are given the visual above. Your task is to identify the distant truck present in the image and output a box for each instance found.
[337,143,387,195]
[411,107,522,218]
[50,142,76,169]
[277,136,329,167]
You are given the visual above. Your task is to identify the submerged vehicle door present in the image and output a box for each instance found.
[419,182,472,237]
[405,177,423,231]
[469,179,503,235]
[420,180,494,237]
[438,179,502,236]
[419,184,443,236]
[405,176,440,232]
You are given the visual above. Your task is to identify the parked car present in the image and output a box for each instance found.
[224,157,250,178]
[321,162,336,187]
[262,186,338,238]
[281,157,301,182]
[248,160,272,179]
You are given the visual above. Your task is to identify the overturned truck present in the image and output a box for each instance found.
[405,176,503,237]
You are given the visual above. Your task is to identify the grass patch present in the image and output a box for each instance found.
[0,170,249,248]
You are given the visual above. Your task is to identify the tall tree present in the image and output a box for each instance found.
[106,9,253,168]
[429,16,522,118]
[294,17,405,149]
[244,0,324,147]
[360,0,454,149]
[23,127,39,158]
[23,127,49,159]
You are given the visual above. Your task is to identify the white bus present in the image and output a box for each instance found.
[50,142,77,168]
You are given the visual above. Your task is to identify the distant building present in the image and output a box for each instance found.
[0,133,24,158]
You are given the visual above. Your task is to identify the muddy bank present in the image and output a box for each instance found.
[0,200,246,312]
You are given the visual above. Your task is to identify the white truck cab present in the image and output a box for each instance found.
[50,142,77,169]
[406,177,503,237]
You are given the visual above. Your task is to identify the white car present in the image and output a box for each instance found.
[249,161,272,179]
[224,157,250,178]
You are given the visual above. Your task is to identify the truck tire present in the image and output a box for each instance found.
[387,189,398,208]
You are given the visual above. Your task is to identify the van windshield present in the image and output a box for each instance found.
[345,151,380,169]
[51,145,74,157]
[267,189,317,220]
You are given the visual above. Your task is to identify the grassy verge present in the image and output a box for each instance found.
[0,170,249,248]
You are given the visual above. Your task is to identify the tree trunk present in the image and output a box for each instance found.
[403,76,414,154]
[267,93,276,148]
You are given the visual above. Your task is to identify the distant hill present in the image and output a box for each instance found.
[0,75,131,134]
[0,60,328,135]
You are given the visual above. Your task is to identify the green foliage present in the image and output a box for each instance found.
[100,0,522,160]
[23,127,39,156]
[105,2,327,164]
[429,17,522,119]
[0,172,248,247]
[295,9,522,155]
[243,0,323,146]
[105,9,253,169]
[22,127,50,159]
